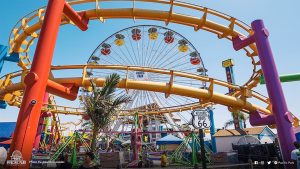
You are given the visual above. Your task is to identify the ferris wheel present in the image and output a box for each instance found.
[85,25,208,130]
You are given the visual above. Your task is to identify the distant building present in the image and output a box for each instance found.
[213,126,275,152]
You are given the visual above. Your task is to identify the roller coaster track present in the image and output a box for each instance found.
[2,0,271,120]
[0,64,270,114]
[7,0,261,91]
[1,64,299,126]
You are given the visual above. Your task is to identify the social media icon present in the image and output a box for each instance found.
[274,161,278,165]
[267,161,271,165]
[254,161,258,165]
[261,161,264,165]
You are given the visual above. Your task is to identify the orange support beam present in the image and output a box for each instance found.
[7,0,66,168]
[63,2,89,31]
[46,80,79,101]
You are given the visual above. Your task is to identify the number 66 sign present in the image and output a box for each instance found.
[191,110,211,129]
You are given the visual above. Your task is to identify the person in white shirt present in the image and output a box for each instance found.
[0,147,7,167]
[291,141,300,169]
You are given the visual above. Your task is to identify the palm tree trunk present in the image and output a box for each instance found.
[106,136,111,150]
[91,126,99,152]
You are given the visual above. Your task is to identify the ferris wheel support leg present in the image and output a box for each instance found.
[233,19,296,167]
[6,0,65,169]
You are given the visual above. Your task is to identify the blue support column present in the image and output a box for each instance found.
[208,108,217,153]
[0,44,20,109]
[0,44,19,74]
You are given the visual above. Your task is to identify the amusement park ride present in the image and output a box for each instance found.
[0,0,299,168]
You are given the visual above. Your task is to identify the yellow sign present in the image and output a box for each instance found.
[222,59,234,68]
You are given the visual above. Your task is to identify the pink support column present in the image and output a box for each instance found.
[251,20,296,164]
[233,19,296,167]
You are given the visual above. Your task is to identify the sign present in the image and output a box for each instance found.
[191,109,211,129]
[6,150,26,166]
[222,59,234,68]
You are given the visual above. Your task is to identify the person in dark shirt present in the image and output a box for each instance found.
[78,152,98,169]
[56,154,72,169]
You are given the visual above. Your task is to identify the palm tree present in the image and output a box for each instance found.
[81,73,131,151]
[224,112,249,129]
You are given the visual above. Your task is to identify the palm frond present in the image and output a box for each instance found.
[100,73,120,98]
[113,95,131,107]
[224,119,234,129]
[239,113,249,121]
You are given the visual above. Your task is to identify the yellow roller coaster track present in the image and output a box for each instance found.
[0,64,298,126]
[0,64,270,114]
[8,0,261,90]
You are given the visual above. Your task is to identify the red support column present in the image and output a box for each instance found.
[63,3,89,31]
[7,0,65,168]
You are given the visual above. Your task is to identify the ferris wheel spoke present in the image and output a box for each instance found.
[97,56,117,65]
[147,37,165,67]
[117,39,137,66]
[124,90,139,110]
[110,47,133,66]
[101,42,130,65]
[149,41,176,68]
[150,42,178,68]
[145,91,155,107]
[179,67,200,72]
[155,48,181,68]
[174,81,200,86]
[135,34,142,66]
[148,39,167,67]
[92,68,126,75]
[106,54,126,65]
[159,52,190,69]
[145,30,160,66]
[159,54,188,69]
[137,91,143,109]
[126,30,140,66]
[117,42,138,66]
[149,75,170,79]
[141,27,146,67]
[144,40,154,67]
[171,62,194,71]
[163,98,187,121]
[143,30,152,66]
[126,91,139,110]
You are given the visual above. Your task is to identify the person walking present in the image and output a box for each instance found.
[161,151,168,167]
[291,141,300,169]
[79,152,98,169]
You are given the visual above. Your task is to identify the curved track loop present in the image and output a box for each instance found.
[8,0,261,90]
[0,64,270,115]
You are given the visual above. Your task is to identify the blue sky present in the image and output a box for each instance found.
[0,0,300,130]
